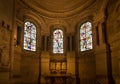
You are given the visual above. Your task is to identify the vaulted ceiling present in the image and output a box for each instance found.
[19,0,100,18]
[17,0,106,19]
[22,0,96,13]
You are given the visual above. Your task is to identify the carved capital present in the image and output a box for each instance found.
[93,11,106,25]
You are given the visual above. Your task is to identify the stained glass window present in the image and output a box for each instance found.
[53,29,63,53]
[80,22,92,51]
[24,22,36,51]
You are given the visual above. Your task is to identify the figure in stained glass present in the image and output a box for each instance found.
[80,22,92,51]
[53,29,63,53]
[24,22,36,51]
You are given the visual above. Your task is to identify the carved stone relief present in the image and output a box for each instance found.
[0,21,10,70]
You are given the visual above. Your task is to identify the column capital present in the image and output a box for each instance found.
[93,11,106,25]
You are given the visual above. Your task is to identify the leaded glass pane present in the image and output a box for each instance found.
[53,29,63,53]
[80,22,92,51]
[24,22,36,51]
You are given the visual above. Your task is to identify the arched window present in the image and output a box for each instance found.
[23,22,36,51]
[53,29,63,54]
[80,22,92,51]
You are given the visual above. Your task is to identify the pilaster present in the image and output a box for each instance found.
[94,11,113,84]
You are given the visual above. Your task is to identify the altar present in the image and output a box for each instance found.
[44,74,74,84]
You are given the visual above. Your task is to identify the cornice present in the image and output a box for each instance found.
[16,18,24,26]
[93,0,109,24]
[93,11,106,25]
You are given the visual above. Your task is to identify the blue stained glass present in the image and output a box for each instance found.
[53,29,63,53]
[80,22,92,51]
[24,22,36,51]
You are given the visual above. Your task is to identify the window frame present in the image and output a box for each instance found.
[50,26,66,56]
[79,21,93,52]
[23,21,37,52]
[53,29,64,54]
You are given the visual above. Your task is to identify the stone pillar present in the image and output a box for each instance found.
[98,22,104,45]
[45,36,47,51]
[75,27,80,84]
[94,13,113,84]
[70,36,72,51]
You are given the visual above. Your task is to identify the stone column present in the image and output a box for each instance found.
[70,36,72,51]
[94,13,113,84]
[98,22,104,45]
[45,36,47,51]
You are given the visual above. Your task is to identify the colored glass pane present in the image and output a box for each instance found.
[53,29,63,53]
[80,22,92,51]
[24,22,36,51]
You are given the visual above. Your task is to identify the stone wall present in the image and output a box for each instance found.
[1,0,120,84]
[0,0,14,83]
[107,0,120,83]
